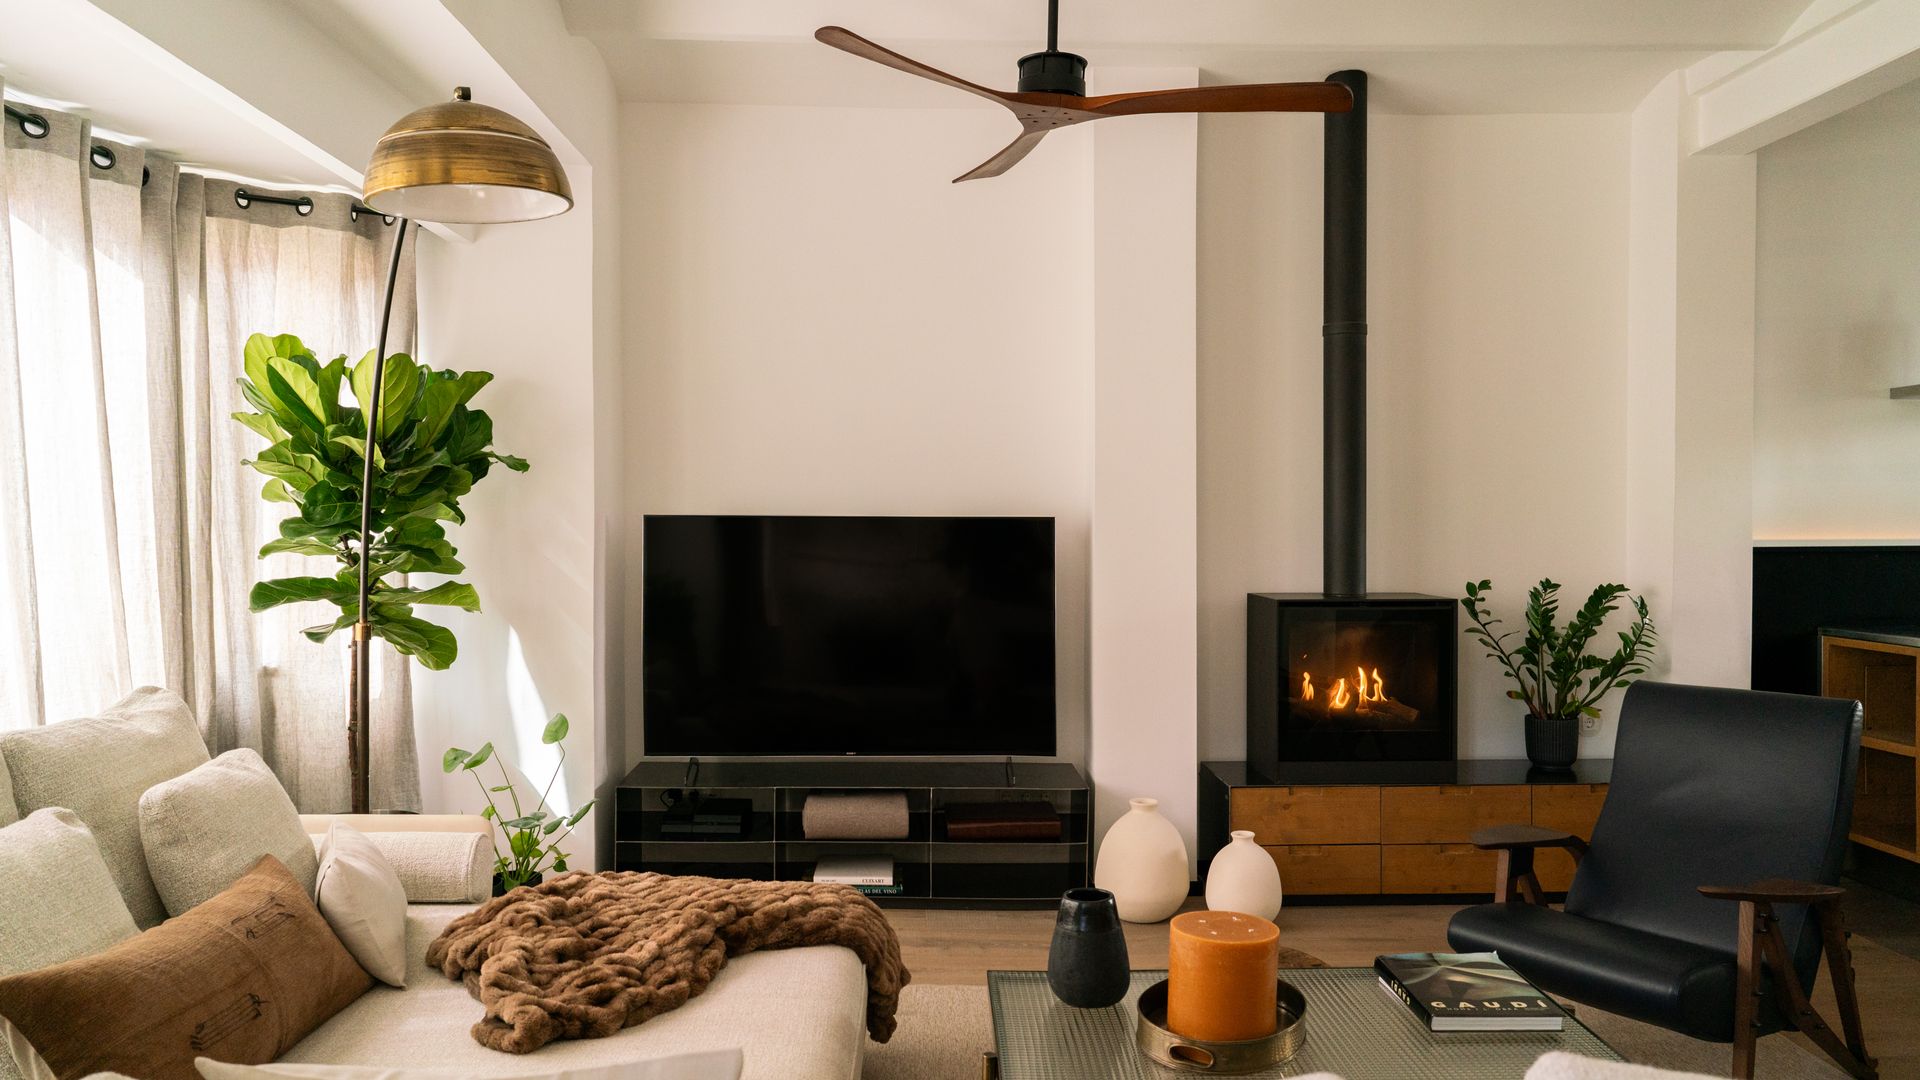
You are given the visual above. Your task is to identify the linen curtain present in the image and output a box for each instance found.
[0,90,420,811]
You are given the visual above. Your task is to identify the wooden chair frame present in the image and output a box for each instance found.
[1471,827,1877,1080]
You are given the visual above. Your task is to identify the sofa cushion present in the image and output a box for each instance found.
[194,1047,744,1080]
[0,808,138,976]
[313,824,408,987]
[281,907,868,1080]
[0,808,142,1080]
[141,749,318,917]
[0,856,371,1080]
[0,687,210,927]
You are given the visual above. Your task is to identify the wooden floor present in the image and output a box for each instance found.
[884,897,1920,1077]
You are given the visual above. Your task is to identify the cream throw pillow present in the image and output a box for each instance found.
[313,823,408,987]
[139,749,319,917]
[0,686,210,927]
[0,808,142,1080]
[194,1048,746,1080]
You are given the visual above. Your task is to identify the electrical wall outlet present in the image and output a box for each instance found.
[1579,714,1600,735]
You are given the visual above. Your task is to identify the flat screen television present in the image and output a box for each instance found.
[642,515,1057,756]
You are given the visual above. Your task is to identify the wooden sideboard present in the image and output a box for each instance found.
[1198,760,1611,899]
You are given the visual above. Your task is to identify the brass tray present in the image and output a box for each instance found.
[1133,978,1307,1074]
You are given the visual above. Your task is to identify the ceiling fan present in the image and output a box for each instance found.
[815,0,1354,183]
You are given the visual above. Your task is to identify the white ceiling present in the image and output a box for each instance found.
[563,0,1818,114]
[0,0,348,187]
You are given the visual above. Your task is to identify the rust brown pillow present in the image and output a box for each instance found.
[0,855,371,1080]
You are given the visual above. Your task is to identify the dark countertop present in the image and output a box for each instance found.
[1820,626,1920,650]
[1203,758,1612,787]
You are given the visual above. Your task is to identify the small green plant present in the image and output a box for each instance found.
[1460,578,1658,722]
[443,714,593,890]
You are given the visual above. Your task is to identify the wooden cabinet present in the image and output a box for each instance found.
[1381,786,1531,843]
[1821,630,1920,863]
[1231,786,1380,845]
[1260,844,1381,895]
[1201,761,1610,898]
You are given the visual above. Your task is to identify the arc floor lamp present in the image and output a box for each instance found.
[350,87,573,813]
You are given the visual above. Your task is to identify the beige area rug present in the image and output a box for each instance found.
[862,984,1844,1080]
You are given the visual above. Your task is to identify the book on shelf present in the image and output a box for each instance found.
[812,854,894,887]
[1375,952,1565,1032]
[853,883,903,897]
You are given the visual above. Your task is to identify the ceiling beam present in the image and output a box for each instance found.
[1690,0,1920,155]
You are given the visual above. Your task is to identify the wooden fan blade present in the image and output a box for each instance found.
[815,26,1012,107]
[1085,82,1353,117]
[954,130,1049,183]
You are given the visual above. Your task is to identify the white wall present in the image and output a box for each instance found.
[618,103,1096,773]
[1197,111,1635,761]
[1753,79,1920,540]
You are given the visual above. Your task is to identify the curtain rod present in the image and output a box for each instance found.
[4,101,389,225]
[233,187,394,226]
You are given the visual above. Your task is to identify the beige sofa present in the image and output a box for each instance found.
[0,690,869,1080]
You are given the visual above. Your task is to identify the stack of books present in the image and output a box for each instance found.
[812,855,900,897]
[1375,952,1566,1032]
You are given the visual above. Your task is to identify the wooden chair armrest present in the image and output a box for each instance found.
[1699,878,1846,904]
[1471,824,1587,852]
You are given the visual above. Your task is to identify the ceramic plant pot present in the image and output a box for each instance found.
[1524,713,1580,770]
[1046,887,1132,1008]
[492,871,543,897]
[1094,797,1190,924]
[1204,830,1284,921]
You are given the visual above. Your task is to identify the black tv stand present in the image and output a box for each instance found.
[615,759,1089,906]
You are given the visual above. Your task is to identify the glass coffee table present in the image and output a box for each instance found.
[987,969,1624,1079]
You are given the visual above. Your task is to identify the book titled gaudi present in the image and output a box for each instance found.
[1375,952,1566,1032]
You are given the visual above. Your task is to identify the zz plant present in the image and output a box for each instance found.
[1460,578,1658,722]
[444,714,594,890]
[231,332,526,669]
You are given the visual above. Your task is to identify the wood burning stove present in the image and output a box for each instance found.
[1247,594,1456,773]
[1243,71,1459,780]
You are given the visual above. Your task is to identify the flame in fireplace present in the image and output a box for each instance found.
[1355,666,1386,704]
[1290,662,1418,724]
[1298,666,1391,711]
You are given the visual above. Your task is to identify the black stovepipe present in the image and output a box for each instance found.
[1322,70,1367,598]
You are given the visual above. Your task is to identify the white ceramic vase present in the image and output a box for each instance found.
[1204,829,1284,921]
[1093,797,1190,923]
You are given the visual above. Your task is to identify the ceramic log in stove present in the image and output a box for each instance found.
[1243,71,1459,782]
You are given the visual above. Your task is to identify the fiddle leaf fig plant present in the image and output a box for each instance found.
[231,332,527,670]
[1460,578,1658,722]
[444,713,594,890]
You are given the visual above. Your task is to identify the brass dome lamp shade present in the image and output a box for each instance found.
[345,87,571,813]
[363,86,572,224]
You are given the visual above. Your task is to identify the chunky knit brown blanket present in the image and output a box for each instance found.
[425,871,910,1054]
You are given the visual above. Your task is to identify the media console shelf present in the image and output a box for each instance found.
[1821,627,1920,863]
[615,760,1089,905]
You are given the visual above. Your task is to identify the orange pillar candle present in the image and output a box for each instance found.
[1166,910,1280,1042]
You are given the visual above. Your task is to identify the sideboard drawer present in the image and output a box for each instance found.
[1532,783,1608,836]
[1380,785,1532,843]
[1381,843,1499,894]
[1261,844,1380,895]
[1231,787,1380,845]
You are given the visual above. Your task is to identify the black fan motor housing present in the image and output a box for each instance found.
[1017,51,1088,96]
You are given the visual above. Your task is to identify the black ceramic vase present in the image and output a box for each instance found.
[1524,713,1580,770]
[1047,887,1131,1009]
